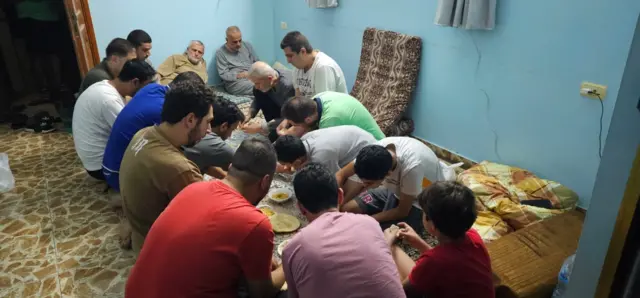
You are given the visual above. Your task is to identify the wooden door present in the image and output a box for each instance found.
[63,0,100,77]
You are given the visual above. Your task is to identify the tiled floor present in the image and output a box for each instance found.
[0,102,435,297]
[0,126,135,297]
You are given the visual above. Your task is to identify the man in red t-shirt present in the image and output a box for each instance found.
[125,137,285,298]
[384,181,495,298]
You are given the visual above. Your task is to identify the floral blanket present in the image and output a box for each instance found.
[459,161,579,242]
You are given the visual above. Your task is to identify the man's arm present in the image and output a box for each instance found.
[205,166,227,179]
[156,55,176,84]
[372,192,414,223]
[239,220,283,298]
[250,89,264,119]
[215,50,237,82]
[335,161,356,187]
[313,65,338,94]
[246,42,260,63]
[166,170,203,199]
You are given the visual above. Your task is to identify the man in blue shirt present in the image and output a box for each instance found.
[102,71,204,191]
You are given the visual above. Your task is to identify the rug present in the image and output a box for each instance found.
[214,89,253,106]
[228,102,437,259]
[350,28,422,136]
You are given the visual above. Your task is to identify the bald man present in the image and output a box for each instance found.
[215,26,259,96]
[241,62,295,142]
[157,41,208,85]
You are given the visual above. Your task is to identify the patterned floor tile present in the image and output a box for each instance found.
[0,252,60,297]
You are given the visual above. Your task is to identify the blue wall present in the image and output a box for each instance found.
[273,0,640,207]
[567,13,640,297]
[88,0,275,85]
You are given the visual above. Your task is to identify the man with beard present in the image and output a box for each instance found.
[126,137,285,298]
[119,80,215,254]
[215,26,259,95]
[157,40,208,85]
[184,97,245,179]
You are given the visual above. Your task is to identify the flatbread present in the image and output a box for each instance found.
[270,213,300,233]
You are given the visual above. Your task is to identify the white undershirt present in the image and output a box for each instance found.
[293,52,347,97]
[72,80,125,171]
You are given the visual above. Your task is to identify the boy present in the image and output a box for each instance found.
[384,181,494,298]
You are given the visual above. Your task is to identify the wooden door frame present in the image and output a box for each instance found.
[595,146,640,297]
[63,0,100,74]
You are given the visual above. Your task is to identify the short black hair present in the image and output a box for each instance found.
[117,59,156,82]
[418,181,477,239]
[127,29,152,47]
[280,31,314,53]
[211,97,245,128]
[105,38,134,58]
[281,96,317,124]
[293,163,339,213]
[161,80,214,124]
[274,135,306,163]
[170,71,204,87]
[229,136,277,182]
[354,145,392,180]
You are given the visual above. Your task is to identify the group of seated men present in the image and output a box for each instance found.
[70,26,495,298]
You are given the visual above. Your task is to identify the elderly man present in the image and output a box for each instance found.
[157,40,208,85]
[215,26,259,96]
[241,62,295,142]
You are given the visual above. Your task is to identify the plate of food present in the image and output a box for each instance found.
[258,206,275,217]
[270,213,300,233]
[269,188,292,203]
[277,239,291,256]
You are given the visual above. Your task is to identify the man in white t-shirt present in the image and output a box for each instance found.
[280,31,347,97]
[72,59,156,180]
[335,137,448,232]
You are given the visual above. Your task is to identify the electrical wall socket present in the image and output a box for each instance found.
[580,82,607,100]
[280,22,288,29]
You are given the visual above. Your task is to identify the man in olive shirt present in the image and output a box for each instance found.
[78,38,136,95]
[157,40,208,85]
[120,80,215,253]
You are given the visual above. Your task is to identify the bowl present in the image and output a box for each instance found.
[258,206,275,217]
[269,188,292,203]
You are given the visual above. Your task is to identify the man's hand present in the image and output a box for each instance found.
[397,222,430,252]
[383,225,400,247]
[276,119,290,133]
[276,163,295,174]
[237,71,249,79]
[271,257,280,271]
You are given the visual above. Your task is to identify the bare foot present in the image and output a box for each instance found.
[118,220,132,250]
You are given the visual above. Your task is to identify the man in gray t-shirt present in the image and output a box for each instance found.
[215,26,259,96]
[183,98,245,178]
[273,125,376,174]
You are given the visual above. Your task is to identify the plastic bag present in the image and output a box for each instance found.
[439,161,464,181]
[0,153,15,193]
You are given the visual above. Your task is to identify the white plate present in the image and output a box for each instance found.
[268,188,292,203]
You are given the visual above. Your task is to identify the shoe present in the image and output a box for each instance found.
[25,112,56,133]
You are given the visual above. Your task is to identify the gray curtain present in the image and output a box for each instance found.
[435,0,496,30]
[306,0,338,8]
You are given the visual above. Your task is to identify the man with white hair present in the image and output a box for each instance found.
[157,40,208,85]
[216,26,259,95]
[242,61,295,142]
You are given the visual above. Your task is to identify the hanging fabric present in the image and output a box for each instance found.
[435,0,496,30]
[307,0,338,9]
